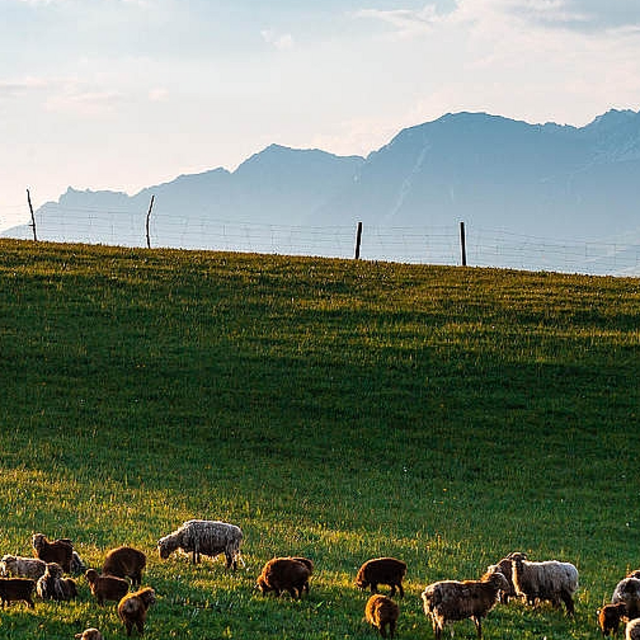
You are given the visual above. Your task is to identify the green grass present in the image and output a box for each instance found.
[1,238,639,639]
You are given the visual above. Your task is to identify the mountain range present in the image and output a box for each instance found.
[4,108,640,266]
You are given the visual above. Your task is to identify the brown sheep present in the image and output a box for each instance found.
[421,570,509,640]
[117,587,156,636]
[356,558,407,598]
[365,594,400,638]
[256,557,311,599]
[485,555,518,604]
[74,630,104,640]
[32,533,74,574]
[0,577,36,608]
[36,562,77,601]
[85,568,130,606]
[103,546,147,587]
[598,602,628,637]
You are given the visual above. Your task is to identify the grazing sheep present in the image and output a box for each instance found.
[627,618,640,640]
[485,555,518,604]
[356,558,407,598]
[421,570,509,640]
[0,554,47,580]
[74,630,104,640]
[365,594,400,638]
[85,568,130,606]
[598,602,628,637]
[157,519,243,569]
[103,546,147,587]
[0,577,36,608]
[613,578,640,620]
[509,551,578,615]
[36,562,77,601]
[32,533,74,573]
[256,557,311,598]
[70,551,87,575]
[117,587,156,636]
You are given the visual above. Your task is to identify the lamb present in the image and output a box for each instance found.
[0,577,36,608]
[485,555,518,604]
[157,519,243,569]
[0,554,47,580]
[36,562,77,601]
[421,570,509,640]
[612,577,640,620]
[85,568,130,606]
[74,630,104,640]
[103,546,147,587]
[365,594,400,638]
[627,618,640,640]
[117,587,156,636]
[32,533,74,574]
[509,551,578,615]
[256,557,311,598]
[598,602,628,637]
[356,558,407,598]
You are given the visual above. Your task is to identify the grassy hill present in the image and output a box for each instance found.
[0,238,639,639]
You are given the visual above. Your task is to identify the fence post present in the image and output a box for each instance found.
[145,194,155,249]
[459,221,467,266]
[354,221,363,259]
[26,188,38,242]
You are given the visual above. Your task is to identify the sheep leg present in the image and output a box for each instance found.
[389,619,396,638]
[473,616,483,639]
[389,584,396,597]
[397,582,404,598]
[561,591,575,616]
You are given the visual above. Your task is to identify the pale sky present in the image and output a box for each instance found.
[2,0,640,230]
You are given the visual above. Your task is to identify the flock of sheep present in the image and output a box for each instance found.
[1,519,639,639]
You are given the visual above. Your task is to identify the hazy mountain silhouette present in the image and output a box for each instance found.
[5,109,640,255]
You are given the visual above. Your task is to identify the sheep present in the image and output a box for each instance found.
[598,602,628,637]
[117,587,156,636]
[0,554,47,580]
[613,577,640,620]
[356,558,407,598]
[256,557,311,598]
[421,570,509,640]
[103,546,147,587]
[157,519,243,569]
[509,551,578,615]
[485,555,518,604]
[71,550,87,575]
[36,562,78,601]
[288,556,314,575]
[365,594,400,638]
[627,618,640,640]
[32,533,74,573]
[0,577,36,608]
[74,630,104,640]
[85,568,130,606]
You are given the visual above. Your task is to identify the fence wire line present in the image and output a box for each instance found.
[2,205,640,277]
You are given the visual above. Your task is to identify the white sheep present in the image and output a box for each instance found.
[0,554,47,580]
[509,552,578,615]
[613,577,640,620]
[421,569,509,640]
[157,519,243,569]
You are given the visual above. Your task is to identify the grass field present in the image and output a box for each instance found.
[0,238,639,639]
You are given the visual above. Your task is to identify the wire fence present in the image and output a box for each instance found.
[2,204,640,277]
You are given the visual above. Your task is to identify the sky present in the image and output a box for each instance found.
[1,0,640,230]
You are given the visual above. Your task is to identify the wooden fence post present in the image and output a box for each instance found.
[26,188,38,242]
[459,221,467,267]
[145,195,155,249]
[354,221,363,259]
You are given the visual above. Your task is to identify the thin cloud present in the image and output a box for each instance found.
[353,5,442,38]
[261,29,295,51]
